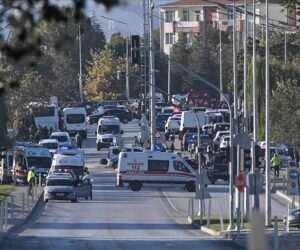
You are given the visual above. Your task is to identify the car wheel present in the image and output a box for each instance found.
[123,118,128,124]
[186,181,195,192]
[130,180,142,191]
[71,198,77,203]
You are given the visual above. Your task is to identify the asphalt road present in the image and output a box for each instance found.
[1,121,244,250]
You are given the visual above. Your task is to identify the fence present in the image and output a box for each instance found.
[0,178,43,237]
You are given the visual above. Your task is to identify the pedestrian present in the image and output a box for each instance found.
[82,170,93,200]
[27,167,35,196]
[75,131,83,148]
[271,153,281,177]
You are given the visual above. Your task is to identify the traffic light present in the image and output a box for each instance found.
[255,145,260,169]
[131,35,140,65]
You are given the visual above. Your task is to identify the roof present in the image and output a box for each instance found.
[159,0,281,8]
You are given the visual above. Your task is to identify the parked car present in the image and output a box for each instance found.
[284,208,300,228]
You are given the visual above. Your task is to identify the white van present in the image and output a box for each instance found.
[96,116,123,151]
[63,107,87,139]
[117,151,196,192]
[13,144,52,184]
[50,148,84,177]
[179,111,206,133]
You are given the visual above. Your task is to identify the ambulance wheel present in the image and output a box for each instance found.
[122,118,129,124]
[112,161,118,169]
[130,181,142,191]
[186,181,195,192]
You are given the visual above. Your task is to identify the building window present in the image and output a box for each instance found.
[166,33,175,44]
[165,11,175,22]
[183,10,189,21]
[195,10,204,21]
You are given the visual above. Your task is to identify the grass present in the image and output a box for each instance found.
[194,214,286,231]
[0,184,15,201]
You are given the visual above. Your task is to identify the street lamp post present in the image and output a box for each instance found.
[101,16,130,101]
[78,25,83,103]
[218,20,223,100]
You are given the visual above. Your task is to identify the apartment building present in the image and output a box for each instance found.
[159,0,297,55]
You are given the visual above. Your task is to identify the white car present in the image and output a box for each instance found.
[213,131,230,147]
[39,139,59,157]
[219,135,230,149]
[165,116,181,133]
[50,132,71,147]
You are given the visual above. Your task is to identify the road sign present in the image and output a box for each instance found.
[236,174,244,192]
[287,168,299,195]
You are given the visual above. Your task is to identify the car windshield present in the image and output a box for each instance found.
[51,135,68,142]
[47,179,73,186]
[27,157,52,169]
[66,114,85,124]
[41,143,58,149]
[98,125,120,134]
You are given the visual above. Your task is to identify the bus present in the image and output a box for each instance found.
[29,102,59,131]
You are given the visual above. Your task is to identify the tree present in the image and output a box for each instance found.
[271,79,300,150]
[84,48,140,100]
[107,32,126,58]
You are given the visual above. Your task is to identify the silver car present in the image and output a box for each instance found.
[44,176,77,202]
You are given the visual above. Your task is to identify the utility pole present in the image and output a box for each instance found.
[148,0,156,151]
[219,20,223,100]
[251,0,259,211]
[125,23,130,102]
[228,0,237,231]
[265,0,271,227]
[142,0,149,114]
[167,35,171,102]
[243,0,248,133]
[78,25,83,103]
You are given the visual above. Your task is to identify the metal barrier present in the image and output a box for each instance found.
[0,181,43,236]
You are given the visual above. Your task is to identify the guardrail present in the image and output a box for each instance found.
[0,177,43,237]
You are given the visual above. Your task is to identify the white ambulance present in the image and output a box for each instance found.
[63,107,87,139]
[50,148,84,178]
[96,116,123,151]
[117,151,196,192]
[13,144,52,184]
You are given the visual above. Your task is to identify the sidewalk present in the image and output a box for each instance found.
[0,184,43,243]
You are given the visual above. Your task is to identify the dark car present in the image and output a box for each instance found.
[284,208,300,228]
[155,114,170,131]
[206,163,229,184]
[87,108,132,124]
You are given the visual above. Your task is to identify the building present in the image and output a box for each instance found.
[159,0,297,55]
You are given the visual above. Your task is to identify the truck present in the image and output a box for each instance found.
[0,149,14,184]
[116,151,196,192]
[186,89,211,108]
[63,107,87,139]
[13,144,52,184]
[96,116,123,151]
[179,111,206,133]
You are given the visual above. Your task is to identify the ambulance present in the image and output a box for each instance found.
[96,116,123,151]
[50,147,84,178]
[13,144,52,184]
[116,151,196,192]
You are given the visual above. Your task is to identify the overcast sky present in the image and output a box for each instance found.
[86,0,174,39]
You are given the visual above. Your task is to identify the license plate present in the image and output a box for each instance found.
[56,193,65,196]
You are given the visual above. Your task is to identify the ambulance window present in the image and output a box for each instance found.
[148,160,169,172]
[173,161,191,173]
[133,149,143,152]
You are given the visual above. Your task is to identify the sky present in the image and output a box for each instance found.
[85,0,174,39]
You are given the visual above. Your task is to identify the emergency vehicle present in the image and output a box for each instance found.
[117,151,196,192]
[50,147,84,177]
[96,116,123,151]
[0,149,14,184]
[13,144,52,184]
[63,107,87,138]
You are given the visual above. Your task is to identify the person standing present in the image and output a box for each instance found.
[75,132,83,148]
[27,167,35,196]
[271,153,281,178]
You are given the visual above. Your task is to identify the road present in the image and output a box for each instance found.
[1,121,244,250]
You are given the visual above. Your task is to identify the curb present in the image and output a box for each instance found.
[0,190,44,245]
[275,190,300,207]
